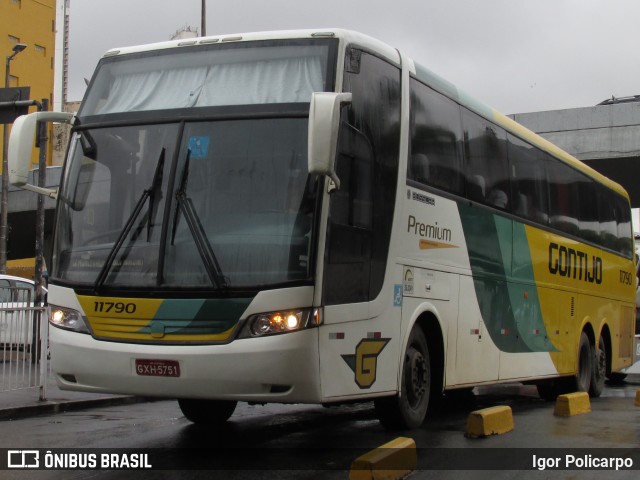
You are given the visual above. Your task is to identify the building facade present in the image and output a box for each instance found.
[1,0,57,169]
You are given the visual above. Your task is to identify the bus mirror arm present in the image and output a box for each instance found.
[19,183,58,199]
[307,92,352,191]
[8,111,75,198]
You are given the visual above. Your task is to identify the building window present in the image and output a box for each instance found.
[8,35,20,44]
[35,45,46,55]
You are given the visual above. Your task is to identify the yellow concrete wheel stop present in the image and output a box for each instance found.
[349,437,417,480]
[466,405,514,438]
[554,391,591,416]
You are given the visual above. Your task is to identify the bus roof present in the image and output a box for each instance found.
[101,28,628,200]
[102,28,400,65]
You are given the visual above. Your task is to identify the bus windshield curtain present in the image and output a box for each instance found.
[95,55,324,114]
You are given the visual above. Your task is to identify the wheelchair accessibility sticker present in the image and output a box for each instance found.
[394,284,402,307]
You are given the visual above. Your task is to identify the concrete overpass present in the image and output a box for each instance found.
[510,98,640,207]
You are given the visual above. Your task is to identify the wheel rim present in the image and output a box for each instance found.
[405,346,427,409]
[578,342,591,390]
[595,340,606,380]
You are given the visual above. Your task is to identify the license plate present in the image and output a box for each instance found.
[135,359,180,377]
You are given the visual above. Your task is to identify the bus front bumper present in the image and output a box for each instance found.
[50,326,322,403]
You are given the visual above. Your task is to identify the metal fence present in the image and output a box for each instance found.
[0,285,49,400]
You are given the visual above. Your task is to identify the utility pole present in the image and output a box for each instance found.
[1,43,27,273]
[32,98,48,365]
[201,0,207,37]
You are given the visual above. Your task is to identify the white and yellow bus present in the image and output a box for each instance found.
[9,29,636,428]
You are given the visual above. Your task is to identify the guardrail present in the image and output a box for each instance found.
[0,285,49,400]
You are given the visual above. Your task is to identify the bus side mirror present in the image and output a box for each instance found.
[9,111,74,198]
[308,92,352,190]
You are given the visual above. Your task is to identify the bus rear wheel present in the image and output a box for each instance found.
[589,335,606,397]
[536,331,593,401]
[607,372,627,384]
[178,398,237,425]
[375,326,430,429]
[574,331,592,393]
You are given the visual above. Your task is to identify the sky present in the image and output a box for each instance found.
[66,0,640,114]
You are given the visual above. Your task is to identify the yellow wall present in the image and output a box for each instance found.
[1,0,56,171]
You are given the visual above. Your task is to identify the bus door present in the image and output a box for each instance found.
[318,47,401,399]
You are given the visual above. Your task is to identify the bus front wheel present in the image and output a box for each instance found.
[178,398,237,425]
[375,326,430,429]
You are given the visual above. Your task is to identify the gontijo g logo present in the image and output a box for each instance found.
[342,338,390,388]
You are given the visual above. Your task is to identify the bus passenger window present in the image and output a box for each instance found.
[597,189,618,250]
[462,109,509,210]
[615,198,633,257]
[409,79,463,195]
[547,159,581,237]
[410,153,430,185]
[467,174,485,203]
[508,134,548,225]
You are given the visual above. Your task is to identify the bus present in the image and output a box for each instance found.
[8,29,636,429]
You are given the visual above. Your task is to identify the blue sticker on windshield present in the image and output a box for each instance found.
[188,136,210,159]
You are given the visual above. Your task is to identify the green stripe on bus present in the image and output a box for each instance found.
[459,203,556,353]
[139,297,253,335]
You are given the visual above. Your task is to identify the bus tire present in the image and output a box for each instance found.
[589,335,606,397]
[178,398,237,425]
[607,372,627,384]
[537,332,593,400]
[536,380,559,401]
[574,331,592,393]
[375,326,430,429]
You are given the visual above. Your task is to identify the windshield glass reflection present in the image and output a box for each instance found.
[53,118,317,290]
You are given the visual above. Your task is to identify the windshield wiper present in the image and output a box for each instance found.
[171,150,228,289]
[145,149,165,241]
[79,130,97,159]
[93,149,165,291]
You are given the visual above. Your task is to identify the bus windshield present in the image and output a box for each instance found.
[52,39,336,291]
[80,42,333,115]
[54,118,317,290]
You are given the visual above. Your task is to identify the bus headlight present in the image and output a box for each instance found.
[50,305,90,334]
[241,308,322,338]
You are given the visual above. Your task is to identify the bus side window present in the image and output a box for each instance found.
[615,197,633,257]
[577,180,600,244]
[508,134,548,225]
[547,158,581,237]
[408,79,463,195]
[461,109,509,211]
[598,187,618,250]
[410,153,430,185]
